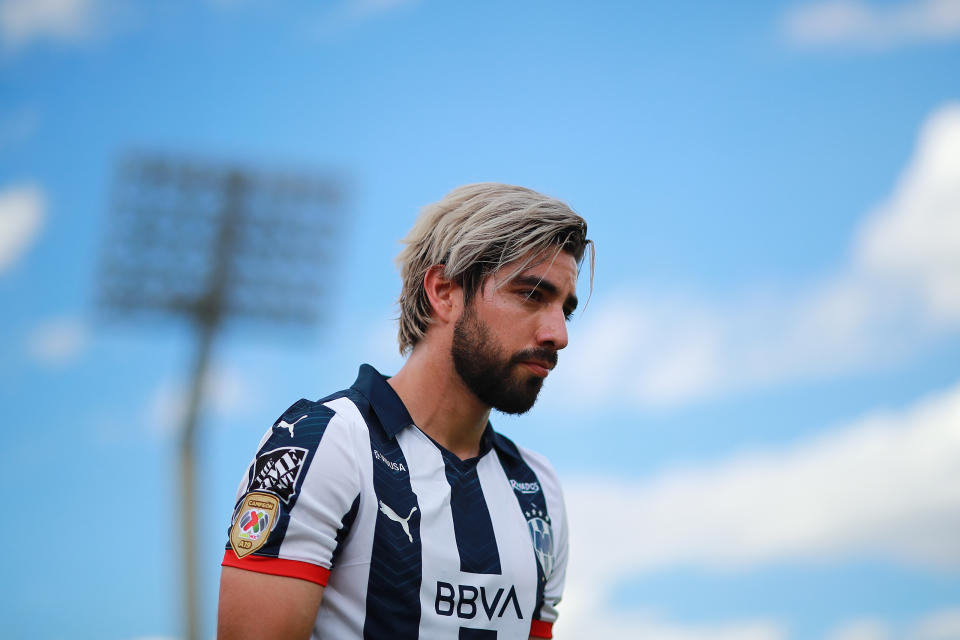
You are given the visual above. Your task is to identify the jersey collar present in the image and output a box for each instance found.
[351,363,415,439]
[351,364,498,458]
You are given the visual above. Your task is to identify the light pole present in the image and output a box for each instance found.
[97,153,343,640]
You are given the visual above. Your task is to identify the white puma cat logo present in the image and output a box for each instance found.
[379,500,418,543]
[277,414,307,438]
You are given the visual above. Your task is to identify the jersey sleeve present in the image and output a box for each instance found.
[531,482,568,638]
[221,399,362,586]
[524,450,569,640]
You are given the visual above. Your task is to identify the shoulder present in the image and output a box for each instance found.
[247,391,370,486]
[239,389,373,520]
[492,431,559,477]
[514,442,566,509]
[511,443,560,482]
[268,387,370,442]
[491,431,565,501]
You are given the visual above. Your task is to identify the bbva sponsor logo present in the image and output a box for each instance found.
[434,581,523,620]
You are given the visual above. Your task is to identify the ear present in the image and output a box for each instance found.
[423,265,462,325]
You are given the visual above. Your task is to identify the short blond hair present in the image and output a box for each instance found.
[395,182,593,354]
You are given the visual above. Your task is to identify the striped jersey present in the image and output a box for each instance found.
[222,364,569,639]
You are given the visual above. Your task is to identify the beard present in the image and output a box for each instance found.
[451,304,558,415]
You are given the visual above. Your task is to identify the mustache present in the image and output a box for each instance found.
[509,347,558,369]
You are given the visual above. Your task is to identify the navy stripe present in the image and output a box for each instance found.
[358,391,422,640]
[330,493,361,568]
[492,434,550,621]
[459,628,497,640]
[226,400,336,557]
[444,458,502,575]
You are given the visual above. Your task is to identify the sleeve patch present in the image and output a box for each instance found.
[249,447,308,503]
[229,492,281,558]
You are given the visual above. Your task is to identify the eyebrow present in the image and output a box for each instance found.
[512,275,579,314]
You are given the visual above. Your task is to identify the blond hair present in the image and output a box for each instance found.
[395,182,593,354]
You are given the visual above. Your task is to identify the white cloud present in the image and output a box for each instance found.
[559,380,960,634]
[147,368,257,437]
[550,103,960,408]
[783,0,960,49]
[557,608,785,640]
[915,607,960,639]
[0,183,45,273]
[0,0,97,51]
[27,316,87,364]
[823,608,960,640]
[855,105,960,324]
[826,619,892,640]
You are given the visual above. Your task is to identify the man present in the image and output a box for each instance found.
[218,183,593,639]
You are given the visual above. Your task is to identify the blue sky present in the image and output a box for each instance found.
[2,0,959,638]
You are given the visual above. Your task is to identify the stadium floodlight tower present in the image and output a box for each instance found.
[97,152,342,640]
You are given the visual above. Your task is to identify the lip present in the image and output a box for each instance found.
[520,361,552,377]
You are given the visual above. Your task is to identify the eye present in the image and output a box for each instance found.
[564,310,575,322]
[520,289,543,302]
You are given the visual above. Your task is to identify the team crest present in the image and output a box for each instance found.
[249,446,307,503]
[230,492,280,559]
[524,508,554,579]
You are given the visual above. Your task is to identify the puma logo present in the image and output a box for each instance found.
[277,414,307,438]
[379,500,418,543]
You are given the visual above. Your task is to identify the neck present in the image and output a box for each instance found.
[387,341,491,461]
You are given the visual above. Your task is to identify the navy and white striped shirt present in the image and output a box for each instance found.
[223,364,568,639]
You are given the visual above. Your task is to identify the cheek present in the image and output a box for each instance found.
[487,309,536,349]
[475,291,537,339]
[476,291,517,321]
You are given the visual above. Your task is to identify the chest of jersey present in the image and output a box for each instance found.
[322,421,544,639]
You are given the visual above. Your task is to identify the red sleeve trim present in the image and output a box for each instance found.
[221,550,331,586]
[530,619,553,638]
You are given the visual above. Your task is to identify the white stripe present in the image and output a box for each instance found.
[312,397,376,639]
[397,427,461,638]
[477,450,540,635]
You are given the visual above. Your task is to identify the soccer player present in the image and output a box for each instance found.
[217,183,593,639]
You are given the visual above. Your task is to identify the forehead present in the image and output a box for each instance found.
[496,248,579,291]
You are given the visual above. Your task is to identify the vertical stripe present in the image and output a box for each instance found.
[330,494,361,568]
[364,421,422,640]
[316,396,376,640]
[399,428,461,639]
[444,457,502,575]
[493,436,551,622]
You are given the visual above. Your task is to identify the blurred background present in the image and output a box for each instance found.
[2,0,959,638]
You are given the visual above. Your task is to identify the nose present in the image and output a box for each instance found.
[536,305,569,351]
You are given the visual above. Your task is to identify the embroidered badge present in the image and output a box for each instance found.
[525,508,554,579]
[230,492,280,559]
[249,447,308,503]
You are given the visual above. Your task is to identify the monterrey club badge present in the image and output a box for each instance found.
[230,492,280,559]
[525,508,554,579]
